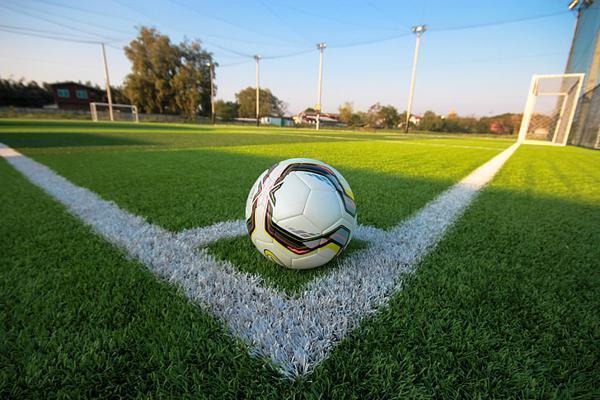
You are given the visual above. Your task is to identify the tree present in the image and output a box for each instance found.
[0,78,52,107]
[235,87,286,118]
[124,27,214,118]
[172,40,213,119]
[420,110,444,131]
[364,103,382,128]
[378,105,400,129]
[214,100,239,121]
[338,102,353,124]
[363,103,400,129]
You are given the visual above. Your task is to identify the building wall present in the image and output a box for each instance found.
[50,83,105,110]
[566,1,600,149]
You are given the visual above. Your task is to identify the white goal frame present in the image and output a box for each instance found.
[90,102,139,123]
[518,73,584,146]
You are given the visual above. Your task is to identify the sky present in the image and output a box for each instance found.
[0,0,578,116]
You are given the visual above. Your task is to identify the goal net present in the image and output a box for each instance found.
[90,102,139,123]
[518,74,584,146]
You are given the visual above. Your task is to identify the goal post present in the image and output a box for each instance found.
[90,102,139,123]
[518,73,584,146]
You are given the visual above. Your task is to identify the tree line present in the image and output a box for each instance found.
[337,102,520,134]
[1,26,519,134]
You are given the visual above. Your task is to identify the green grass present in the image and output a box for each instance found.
[1,119,598,398]
[0,119,511,231]
[207,237,368,293]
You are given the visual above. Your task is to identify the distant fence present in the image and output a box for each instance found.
[569,84,600,149]
[0,107,210,124]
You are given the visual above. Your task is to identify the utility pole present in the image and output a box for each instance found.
[255,54,261,126]
[315,42,326,131]
[405,25,426,133]
[101,43,114,122]
[207,62,215,124]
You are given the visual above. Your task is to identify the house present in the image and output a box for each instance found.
[49,82,106,110]
[293,111,340,126]
[409,114,422,126]
[260,116,294,127]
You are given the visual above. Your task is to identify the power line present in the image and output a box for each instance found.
[365,1,408,29]
[328,33,412,49]
[0,27,108,45]
[0,54,98,70]
[277,2,400,32]
[261,48,314,60]
[113,0,304,58]
[165,0,302,46]
[0,2,124,42]
[31,0,133,23]
[0,24,103,41]
[431,10,570,32]
[257,0,313,45]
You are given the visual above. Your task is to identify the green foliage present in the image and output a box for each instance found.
[124,27,214,118]
[235,87,286,118]
[419,110,521,134]
[214,100,239,121]
[362,103,400,129]
[0,78,53,107]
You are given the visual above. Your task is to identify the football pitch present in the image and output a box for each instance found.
[1,119,598,398]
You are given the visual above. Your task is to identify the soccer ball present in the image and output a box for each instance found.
[245,158,357,270]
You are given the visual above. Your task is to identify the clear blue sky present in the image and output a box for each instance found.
[0,0,577,116]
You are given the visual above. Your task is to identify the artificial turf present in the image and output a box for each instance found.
[0,119,510,231]
[207,237,368,293]
[1,120,598,398]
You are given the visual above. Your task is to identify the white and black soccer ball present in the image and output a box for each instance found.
[245,158,357,270]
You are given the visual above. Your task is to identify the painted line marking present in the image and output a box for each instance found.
[0,142,519,377]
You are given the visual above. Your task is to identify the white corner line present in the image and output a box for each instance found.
[0,141,519,378]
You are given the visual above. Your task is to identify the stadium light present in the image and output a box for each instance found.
[316,42,326,130]
[568,0,579,10]
[405,25,427,133]
[255,55,261,126]
[206,62,215,124]
[100,43,114,122]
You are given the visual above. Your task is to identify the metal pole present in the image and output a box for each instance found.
[405,25,426,133]
[255,55,261,126]
[316,42,326,131]
[101,43,114,122]
[207,63,215,124]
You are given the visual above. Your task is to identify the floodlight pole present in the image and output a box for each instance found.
[316,42,326,131]
[405,25,426,133]
[255,55,261,126]
[101,43,114,122]
[207,62,215,124]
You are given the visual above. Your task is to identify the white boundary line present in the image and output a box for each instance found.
[0,142,519,378]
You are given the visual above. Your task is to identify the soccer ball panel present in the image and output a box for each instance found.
[303,190,343,234]
[245,168,268,220]
[276,215,321,239]
[271,172,310,222]
[291,253,328,270]
[295,170,336,192]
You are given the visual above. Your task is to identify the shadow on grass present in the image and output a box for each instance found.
[314,186,599,397]
[1,145,599,397]
[207,237,369,294]
[0,126,359,153]
[0,132,151,148]
[27,148,459,231]
[0,119,210,131]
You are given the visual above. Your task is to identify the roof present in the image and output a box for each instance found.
[49,81,104,92]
